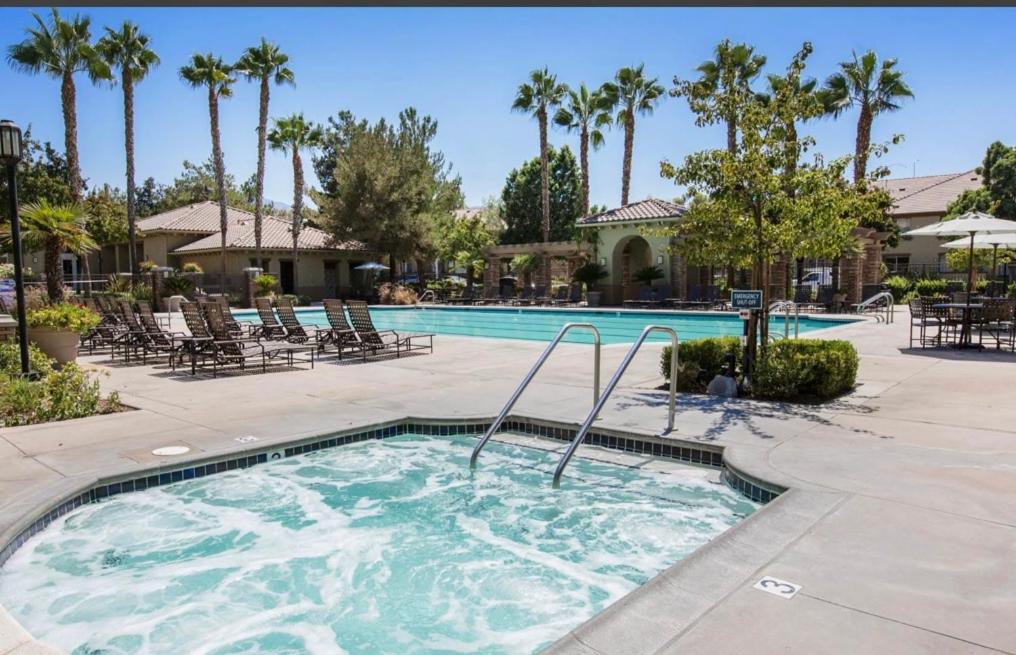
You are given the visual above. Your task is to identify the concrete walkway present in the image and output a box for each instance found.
[1,309,1014,654]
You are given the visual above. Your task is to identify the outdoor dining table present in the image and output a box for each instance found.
[932,303,984,349]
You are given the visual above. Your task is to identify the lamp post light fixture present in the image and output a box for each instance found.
[0,119,34,378]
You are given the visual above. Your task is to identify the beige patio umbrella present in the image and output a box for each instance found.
[942,232,1016,295]
[904,212,1016,308]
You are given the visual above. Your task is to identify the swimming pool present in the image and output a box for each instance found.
[236,305,856,345]
[0,434,754,654]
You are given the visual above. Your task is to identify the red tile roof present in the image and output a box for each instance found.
[576,198,686,226]
[873,170,982,217]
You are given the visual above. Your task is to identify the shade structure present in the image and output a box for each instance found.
[902,211,1016,237]
[941,232,1016,249]
[354,261,390,271]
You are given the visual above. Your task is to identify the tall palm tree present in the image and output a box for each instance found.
[600,65,665,206]
[512,68,568,288]
[234,39,295,271]
[677,40,766,155]
[267,114,323,294]
[180,53,235,292]
[8,9,110,292]
[96,21,159,282]
[4,201,97,301]
[821,50,913,184]
[554,83,611,216]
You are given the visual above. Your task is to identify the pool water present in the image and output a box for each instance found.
[236,305,853,345]
[0,435,755,654]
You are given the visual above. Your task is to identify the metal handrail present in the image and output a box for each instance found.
[768,300,800,338]
[469,323,601,469]
[855,291,895,323]
[418,289,436,303]
[552,325,678,488]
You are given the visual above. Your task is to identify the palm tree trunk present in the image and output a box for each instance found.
[123,67,139,281]
[208,87,229,295]
[621,108,634,205]
[45,236,63,301]
[726,117,737,154]
[254,77,270,270]
[538,107,551,289]
[291,148,303,294]
[61,69,91,295]
[579,123,590,216]
[853,103,873,184]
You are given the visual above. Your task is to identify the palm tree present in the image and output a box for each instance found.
[180,53,235,292]
[267,114,323,294]
[820,50,914,184]
[554,83,611,216]
[512,68,568,288]
[234,39,295,271]
[96,21,159,282]
[677,40,766,155]
[6,202,97,301]
[600,65,665,206]
[8,9,110,292]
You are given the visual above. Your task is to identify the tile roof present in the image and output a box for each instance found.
[873,170,982,217]
[137,201,364,254]
[576,198,687,226]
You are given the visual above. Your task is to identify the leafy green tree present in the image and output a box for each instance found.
[150,159,252,213]
[82,185,129,274]
[179,53,235,290]
[434,213,497,292]
[133,176,163,217]
[314,108,463,272]
[554,83,611,215]
[673,39,767,154]
[4,201,97,300]
[945,142,1016,227]
[0,132,72,217]
[512,68,569,287]
[235,39,294,269]
[820,50,914,183]
[97,21,159,280]
[500,145,582,245]
[601,65,665,205]
[268,114,322,291]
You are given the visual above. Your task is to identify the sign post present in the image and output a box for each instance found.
[731,290,763,392]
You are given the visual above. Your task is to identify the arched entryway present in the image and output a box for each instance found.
[611,235,653,302]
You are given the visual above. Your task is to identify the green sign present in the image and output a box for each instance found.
[730,289,763,310]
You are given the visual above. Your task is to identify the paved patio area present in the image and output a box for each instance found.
[0,308,1014,654]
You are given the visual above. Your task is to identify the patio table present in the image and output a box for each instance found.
[932,303,984,349]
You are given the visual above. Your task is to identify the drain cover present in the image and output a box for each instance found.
[151,446,190,457]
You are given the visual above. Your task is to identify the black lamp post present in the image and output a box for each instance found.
[0,119,33,378]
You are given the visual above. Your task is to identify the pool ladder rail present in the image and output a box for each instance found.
[469,323,679,488]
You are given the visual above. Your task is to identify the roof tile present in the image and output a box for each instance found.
[576,198,686,225]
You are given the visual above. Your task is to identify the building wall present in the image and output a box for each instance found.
[884,213,948,272]
[173,250,358,300]
[595,224,675,304]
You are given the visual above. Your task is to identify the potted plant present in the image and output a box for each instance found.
[633,265,664,286]
[26,303,101,365]
[572,262,609,307]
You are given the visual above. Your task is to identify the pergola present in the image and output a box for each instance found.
[482,241,592,293]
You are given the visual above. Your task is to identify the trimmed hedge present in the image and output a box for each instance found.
[914,278,947,297]
[754,339,858,401]
[660,337,740,393]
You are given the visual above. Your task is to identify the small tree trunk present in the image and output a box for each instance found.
[208,87,229,296]
[621,108,634,205]
[579,123,590,216]
[853,103,873,185]
[255,77,270,270]
[124,67,139,281]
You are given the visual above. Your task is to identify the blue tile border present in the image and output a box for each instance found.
[0,417,780,567]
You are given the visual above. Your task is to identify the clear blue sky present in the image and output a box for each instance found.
[2,7,1014,210]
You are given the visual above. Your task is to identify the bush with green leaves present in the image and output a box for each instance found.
[883,275,914,303]
[572,262,609,291]
[660,337,741,392]
[914,278,948,297]
[633,265,664,286]
[254,274,277,297]
[138,260,158,272]
[0,342,120,427]
[181,262,203,273]
[162,275,195,298]
[26,303,101,335]
[754,339,858,401]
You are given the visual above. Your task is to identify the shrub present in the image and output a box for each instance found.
[914,278,948,297]
[633,265,664,285]
[661,337,741,392]
[162,275,195,298]
[0,342,120,427]
[130,284,154,304]
[26,303,101,335]
[972,278,989,293]
[181,262,203,273]
[754,339,858,402]
[138,260,158,272]
[0,263,32,279]
[572,262,609,291]
[884,275,913,303]
[378,283,418,305]
[254,274,277,297]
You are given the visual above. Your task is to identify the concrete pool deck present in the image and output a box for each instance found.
[0,308,1014,654]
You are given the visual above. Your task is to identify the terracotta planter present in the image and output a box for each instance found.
[28,327,80,365]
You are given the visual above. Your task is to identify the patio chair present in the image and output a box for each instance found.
[344,300,434,360]
[533,286,550,305]
[974,299,1015,350]
[275,297,324,346]
[110,300,157,363]
[909,296,956,348]
[550,286,569,305]
[197,302,316,377]
[553,284,582,307]
[80,296,123,354]
[624,286,655,308]
[254,297,288,340]
[321,299,361,357]
[133,300,187,364]
[211,295,256,335]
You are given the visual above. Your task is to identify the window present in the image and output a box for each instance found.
[882,255,910,274]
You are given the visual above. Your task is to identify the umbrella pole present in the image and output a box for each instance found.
[991,245,999,297]
[965,231,975,347]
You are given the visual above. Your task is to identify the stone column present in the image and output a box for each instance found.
[151,267,173,311]
[243,267,263,309]
[863,241,883,285]
[484,257,499,296]
[768,256,788,301]
[841,253,864,305]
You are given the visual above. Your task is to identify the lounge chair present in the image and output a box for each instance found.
[320,299,360,357]
[110,300,157,363]
[80,296,123,354]
[133,300,187,364]
[624,286,655,308]
[553,285,582,307]
[513,287,535,306]
[254,297,288,340]
[197,302,316,377]
[344,300,434,360]
[275,297,325,346]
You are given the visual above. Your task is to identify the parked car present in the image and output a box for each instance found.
[793,268,832,290]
